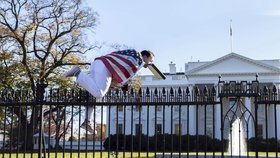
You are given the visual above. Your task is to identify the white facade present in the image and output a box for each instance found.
[106,53,280,140]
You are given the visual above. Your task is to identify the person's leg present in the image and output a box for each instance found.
[87,97,102,121]
[79,60,112,132]
[82,97,102,133]
[83,60,111,120]
[65,60,112,132]
[89,60,112,96]
[77,60,112,97]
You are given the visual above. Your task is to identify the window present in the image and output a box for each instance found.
[206,127,212,137]
[229,98,237,110]
[117,124,123,135]
[175,124,181,135]
[156,124,162,135]
[135,124,142,135]
[257,124,263,138]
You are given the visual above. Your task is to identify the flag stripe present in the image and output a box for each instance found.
[96,57,123,83]
[106,59,127,82]
[105,56,131,78]
[110,53,138,72]
[96,49,142,84]
[106,54,135,76]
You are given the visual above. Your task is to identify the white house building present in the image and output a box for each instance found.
[106,53,280,140]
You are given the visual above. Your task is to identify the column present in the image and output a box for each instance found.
[215,84,221,139]
[245,97,254,139]
[188,85,196,135]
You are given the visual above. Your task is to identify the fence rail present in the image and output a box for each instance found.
[0,79,280,158]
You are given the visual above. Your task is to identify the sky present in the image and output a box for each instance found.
[84,0,280,74]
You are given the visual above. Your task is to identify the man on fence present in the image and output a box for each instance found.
[63,49,155,132]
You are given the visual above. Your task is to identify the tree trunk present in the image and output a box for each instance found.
[25,124,35,150]
[23,107,40,150]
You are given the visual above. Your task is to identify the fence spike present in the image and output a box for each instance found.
[138,88,142,97]
[186,87,190,96]
[115,89,119,97]
[170,87,174,97]
[146,87,150,97]
[218,75,222,82]
[162,87,166,97]
[203,86,208,95]
[273,85,277,94]
[263,86,268,95]
[195,87,200,96]
[123,88,127,97]
[130,88,134,96]
[178,87,182,96]
[154,88,158,98]
[212,87,216,95]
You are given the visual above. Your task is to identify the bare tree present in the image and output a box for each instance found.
[0,0,99,149]
[0,0,98,90]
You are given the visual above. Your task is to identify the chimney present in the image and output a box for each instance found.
[169,61,176,74]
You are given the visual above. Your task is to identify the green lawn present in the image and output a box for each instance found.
[0,152,153,158]
[1,152,279,158]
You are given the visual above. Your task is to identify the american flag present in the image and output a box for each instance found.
[95,49,143,84]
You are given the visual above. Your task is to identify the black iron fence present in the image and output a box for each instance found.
[0,78,279,158]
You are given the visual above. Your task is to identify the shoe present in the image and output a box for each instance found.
[81,120,95,133]
[63,66,80,78]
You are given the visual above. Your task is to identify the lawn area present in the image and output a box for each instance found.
[0,152,154,158]
[0,152,279,158]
